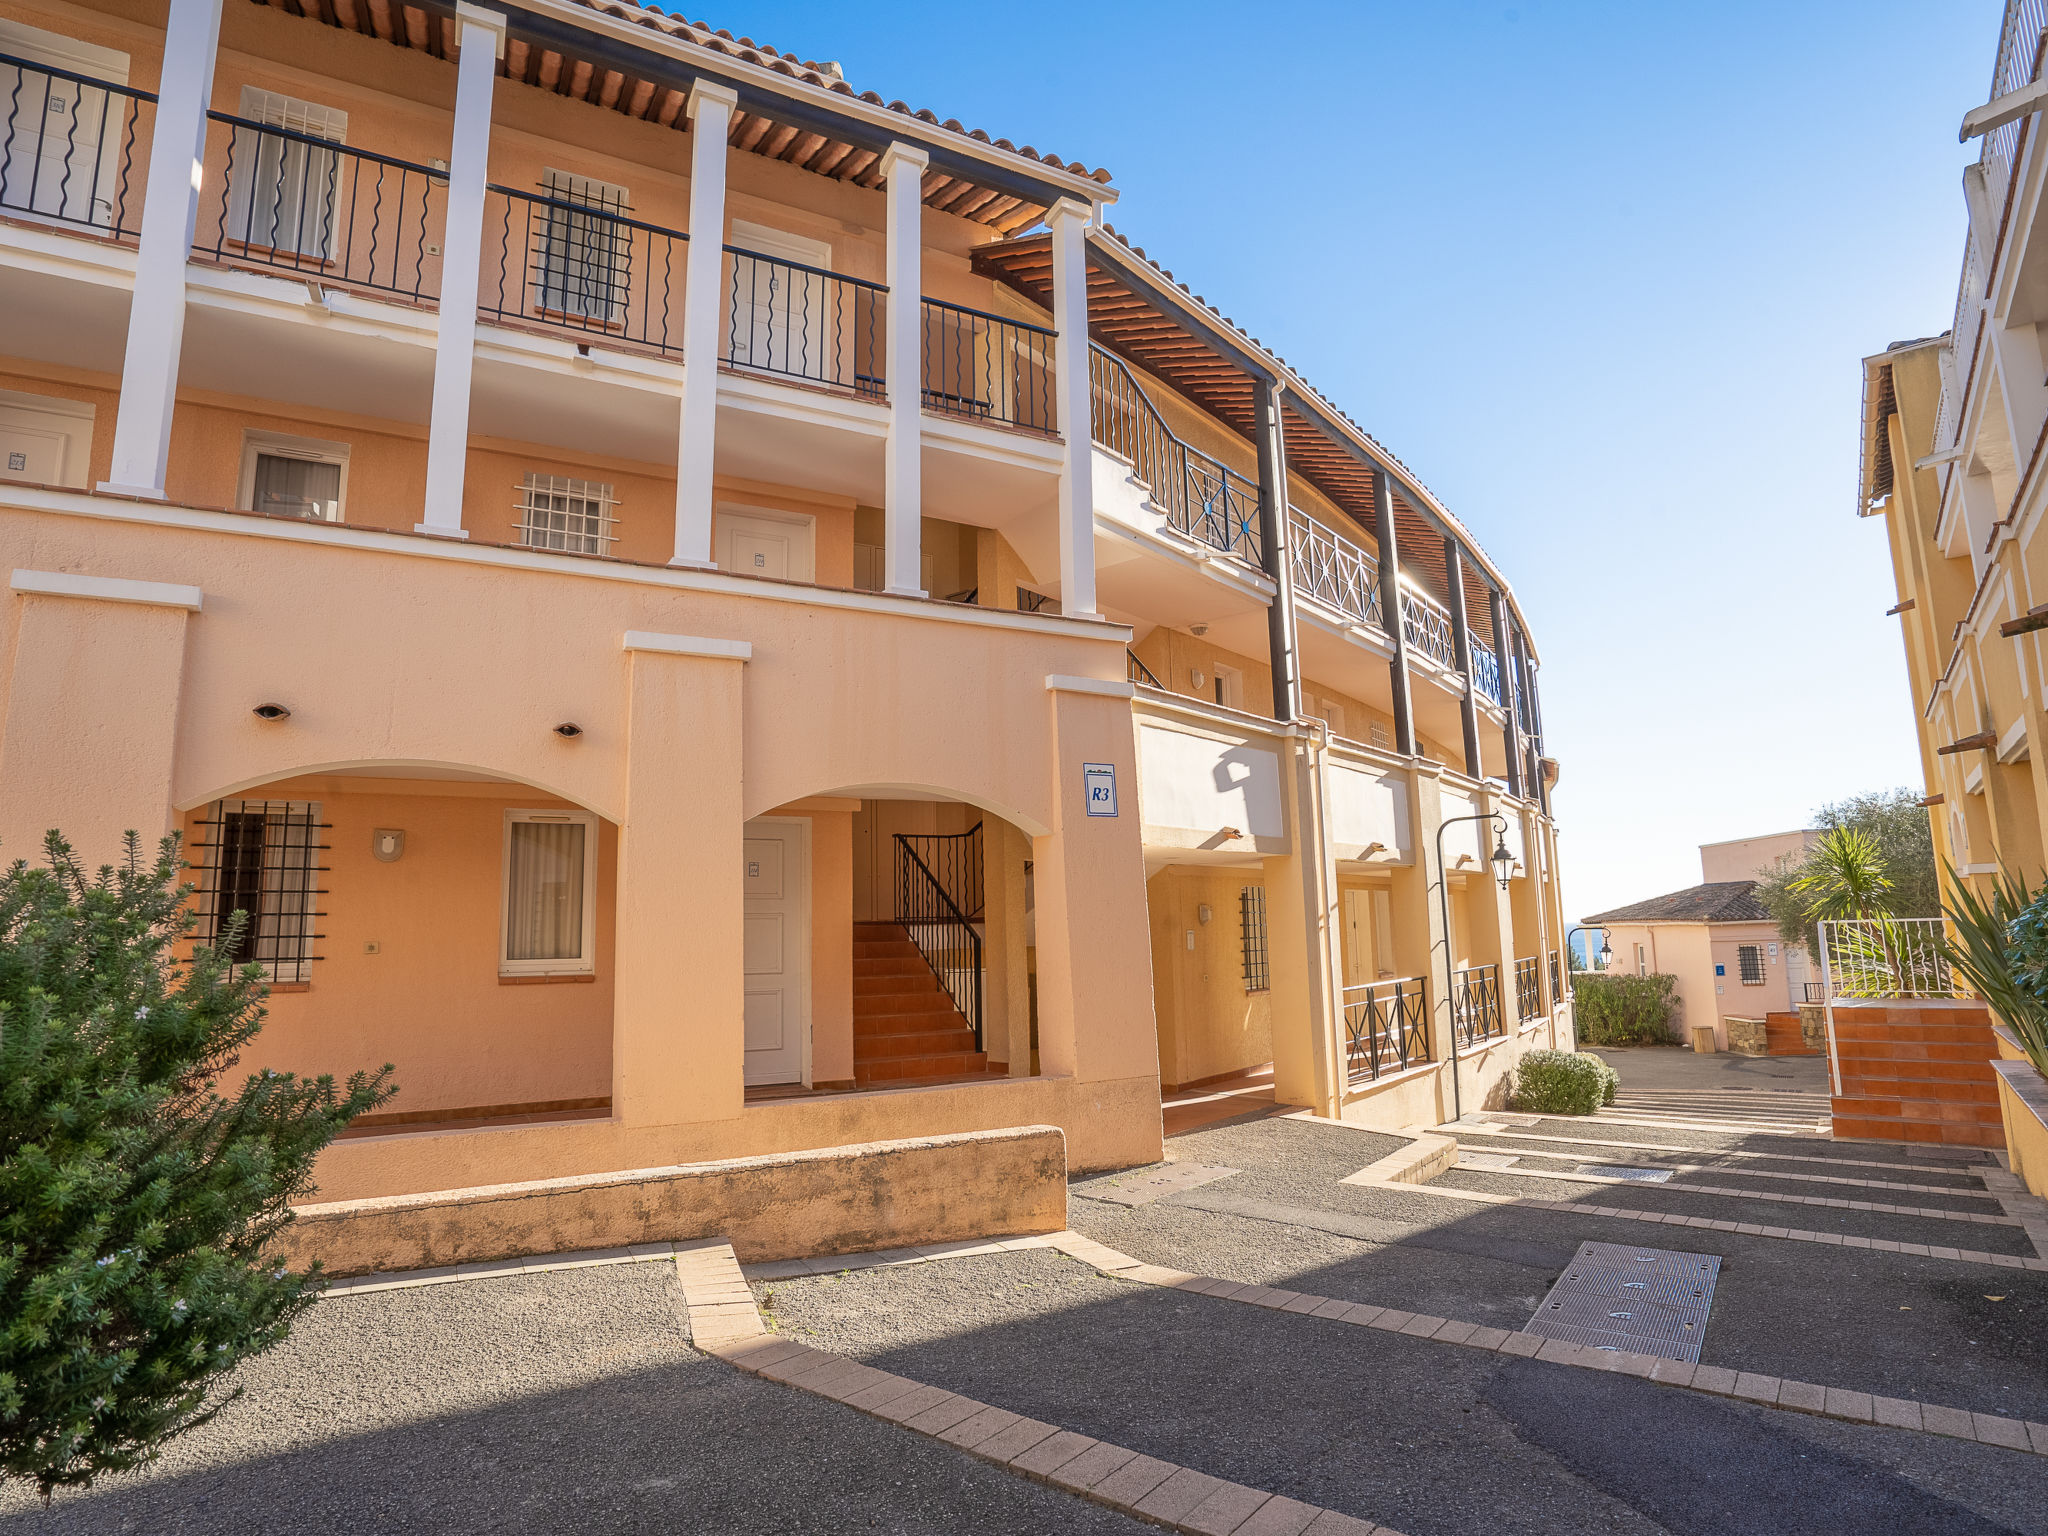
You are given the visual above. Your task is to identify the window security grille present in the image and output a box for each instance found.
[1737,944,1766,985]
[1240,885,1270,993]
[229,88,346,261]
[191,799,328,984]
[515,473,617,556]
[534,169,630,325]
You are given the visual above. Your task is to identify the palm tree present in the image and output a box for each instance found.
[1793,828,1904,993]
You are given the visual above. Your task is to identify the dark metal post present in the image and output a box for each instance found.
[1433,810,1506,1124]
[1372,467,1415,755]
[1518,630,1550,814]
[1488,587,1523,797]
[1255,377,1299,722]
[1444,537,1485,780]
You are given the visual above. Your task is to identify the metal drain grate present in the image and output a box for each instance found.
[1522,1240,1721,1363]
[1576,1164,1673,1183]
[1457,1151,1521,1171]
[1470,1112,1543,1127]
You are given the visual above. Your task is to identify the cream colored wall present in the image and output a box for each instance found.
[180,776,616,1117]
[1699,829,1816,884]
[1146,865,1273,1088]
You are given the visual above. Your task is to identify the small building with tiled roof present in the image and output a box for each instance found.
[1582,837,1822,1051]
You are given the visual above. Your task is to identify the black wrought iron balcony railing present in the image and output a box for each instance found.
[1400,585,1458,671]
[197,112,446,301]
[921,297,1055,433]
[1289,510,1383,628]
[1452,962,1504,1048]
[1548,949,1564,1004]
[722,243,884,397]
[481,184,686,354]
[1471,635,1503,705]
[1089,344,1262,570]
[1342,976,1430,1082]
[1515,956,1542,1023]
[1,52,153,239]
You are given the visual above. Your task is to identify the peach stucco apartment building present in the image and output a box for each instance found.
[0,0,1567,1223]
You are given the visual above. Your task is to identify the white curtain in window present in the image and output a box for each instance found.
[506,820,586,961]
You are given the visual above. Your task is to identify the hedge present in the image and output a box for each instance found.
[1571,972,1681,1046]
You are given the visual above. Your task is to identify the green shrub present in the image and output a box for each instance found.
[1511,1049,1619,1116]
[1571,972,1681,1046]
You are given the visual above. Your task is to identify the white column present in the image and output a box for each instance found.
[98,0,224,498]
[671,80,736,569]
[881,142,928,597]
[416,2,504,538]
[1048,197,1097,618]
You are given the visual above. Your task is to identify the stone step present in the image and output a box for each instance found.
[853,957,929,978]
[855,1009,971,1038]
[858,1028,980,1060]
[854,1050,989,1085]
[852,987,952,1013]
[1830,1110,2006,1148]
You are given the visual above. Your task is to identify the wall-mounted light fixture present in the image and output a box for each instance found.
[1197,903,1213,925]
[252,702,291,721]
[372,829,405,862]
[554,722,583,738]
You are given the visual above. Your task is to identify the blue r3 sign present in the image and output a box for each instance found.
[1083,763,1118,817]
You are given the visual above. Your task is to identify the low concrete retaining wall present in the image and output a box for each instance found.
[276,1124,1069,1276]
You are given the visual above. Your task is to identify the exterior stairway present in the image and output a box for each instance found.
[853,921,987,1086]
[1829,999,2005,1148]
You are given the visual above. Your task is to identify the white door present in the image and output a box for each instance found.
[726,220,834,383]
[717,506,815,583]
[0,21,130,230]
[0,392,93,487]
[742,819,809,1086]
[1342,890,1370,986]
[1786,944,1809,1007]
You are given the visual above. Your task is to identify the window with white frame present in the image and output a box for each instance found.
[534,168,630,324]
[1737,944,1766,985]
[194,798,326,984]
[1635,943,1648,978]
[240,431,348,520]
[502,809,598,975]
[515,472,617,556]
[229,87,346,259]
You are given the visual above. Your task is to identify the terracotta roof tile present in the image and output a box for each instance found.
[1583,882,1771,926]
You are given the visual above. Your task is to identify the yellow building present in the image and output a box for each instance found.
[1858,2,2048,896]
[0,0,1567,1242]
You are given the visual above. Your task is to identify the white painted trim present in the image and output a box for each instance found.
[1960,77,2048,143]
[1,484,1129,640]
[881,141,929,600]
[673,81,735,568]
[1046,674,1133,699]
[1999,715,2030,764]
[11,568,203,610]
[623,630,752,660]
[499,807,599,977]
[237,429,351,522]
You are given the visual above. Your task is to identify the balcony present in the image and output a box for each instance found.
[481,183,687,358]
[1,50,152,241]
[1341,976,1430,1083]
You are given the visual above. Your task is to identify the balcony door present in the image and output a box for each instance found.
[534,168,629,325]
[0,19,130,229]
[726,220,834,384]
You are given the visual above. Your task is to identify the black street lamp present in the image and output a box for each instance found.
[1434,810,1514,1123]
[1566,925,1613,972]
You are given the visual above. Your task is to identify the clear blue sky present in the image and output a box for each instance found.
[711,0,1998,918]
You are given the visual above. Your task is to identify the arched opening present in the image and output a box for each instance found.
[180,763,618,1136]
[745,785,1038,1100]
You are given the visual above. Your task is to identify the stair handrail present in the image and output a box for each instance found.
[894,831,984,1053]
[1089,343,1263,570]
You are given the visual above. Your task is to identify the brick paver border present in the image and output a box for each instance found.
[1034,1231,2048,1460]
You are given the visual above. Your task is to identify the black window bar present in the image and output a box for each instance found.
[1549,948,1564,1003]
[188,799,329,985]
[0,51,154,239]
[1451,962,1503,1047]
[481,180,687,354]
[1341,976,1430,1082]
[1240,885,1270,993]
[1738,944,1766,984]
[893,830,983,1052]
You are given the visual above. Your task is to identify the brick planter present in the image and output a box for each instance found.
[1828,999,2005,1148]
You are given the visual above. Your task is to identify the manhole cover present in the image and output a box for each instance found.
[1458,1151,1521,1171]
[1522,1241,1721,1362]
[1077,1162,1239,1207]
[1576,1164,1673,1183]
[1471,1112,1543,1127]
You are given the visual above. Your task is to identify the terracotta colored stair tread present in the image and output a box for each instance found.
[851,921,985,1086]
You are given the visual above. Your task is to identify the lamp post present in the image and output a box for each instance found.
[1435,810,1516,1124]
[1566,925,1613,974]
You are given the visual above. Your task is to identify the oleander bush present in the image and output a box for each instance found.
[1510,1049,1619,1116]
[1570,972,1681,1046]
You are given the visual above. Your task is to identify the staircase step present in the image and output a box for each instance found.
[853,990,954,1016]
[859,1029,980,1059]
[853,921,906,941]
[854,958,929,978]
[856,1010,971,1036]
[854,942,924,960]
[854,1050,989,1084]
[1830,1112,2006,1148]
[854,974,944,997]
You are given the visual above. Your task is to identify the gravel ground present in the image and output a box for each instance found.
[0,1261,1152,1536]
[1584,1047,1832,1094]
[762,1248,2048,1536]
